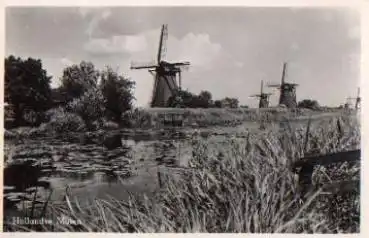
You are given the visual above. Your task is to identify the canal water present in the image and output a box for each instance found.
[3,114,349,217]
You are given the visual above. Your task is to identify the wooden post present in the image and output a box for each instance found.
[157,167,163,188]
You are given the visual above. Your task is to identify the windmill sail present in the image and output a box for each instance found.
[131,24,190,108]
[157,24,168,63]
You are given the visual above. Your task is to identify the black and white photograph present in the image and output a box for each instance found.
[3,4,361,233]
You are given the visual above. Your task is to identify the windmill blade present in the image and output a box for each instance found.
[285,83,299,87]
[151,73,160,106]
[157,24,168,63]
[178,70,182,89]
[281,62,287,85]
[268,84,281,88]
[172,62,191,66]
[250,94,261,98]
[260,80,264,94]
[131,61,157,69]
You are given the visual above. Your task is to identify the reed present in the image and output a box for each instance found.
[4,113,360,233]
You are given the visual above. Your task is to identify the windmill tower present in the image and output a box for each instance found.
[250,80,272,108]
[268,62,299,108]
[130,24,190,107]
[347,87,361,110]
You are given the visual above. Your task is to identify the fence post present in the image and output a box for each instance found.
[157,167,163,188]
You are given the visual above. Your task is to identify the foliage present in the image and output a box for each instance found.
[168,89,220,108]
[100,67,135,123]
[66,88,106,130]
[214,100,222,108]
[221,97,239,108]
[5,55,52,126]
[60,61,100,101]
[168,89,196,108]
[6,115,360,232]
[298,99,320,110]
[22,109,41,126]
[197,90,213,108]
[45,107,85,133]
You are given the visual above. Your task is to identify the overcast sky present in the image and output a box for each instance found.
[6,7,360,108]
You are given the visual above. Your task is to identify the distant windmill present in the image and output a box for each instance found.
[130,24,190,107]
[250,80,272,108]
[347,87,361,110]
[268,62,299,108]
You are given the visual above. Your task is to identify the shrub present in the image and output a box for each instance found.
[46,107,85,133]
[22,109,40,126]
[66,88,105,130]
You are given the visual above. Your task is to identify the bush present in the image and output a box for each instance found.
[22,110,41,126]
[66,88,105,130]
[100,67,135,122]
[46,108,85,133]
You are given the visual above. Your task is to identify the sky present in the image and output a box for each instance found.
[5,7,360,108]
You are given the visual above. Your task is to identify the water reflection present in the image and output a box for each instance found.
[3,131,191,213]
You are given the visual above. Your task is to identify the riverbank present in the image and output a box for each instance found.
[3,112,360,232]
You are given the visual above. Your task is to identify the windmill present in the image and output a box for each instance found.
[268,62,299,108]
[130,24,190,107]
[250,80,272,108]
[347,87,361,110]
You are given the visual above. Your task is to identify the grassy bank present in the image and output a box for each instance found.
[126,107,347,128]
[5,107,347,141]
[4,114,360,233]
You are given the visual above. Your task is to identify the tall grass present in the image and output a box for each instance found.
[4,114,360,233]
[125,107,339,128]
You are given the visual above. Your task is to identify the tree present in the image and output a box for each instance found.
[66,87,106,130]
[214,100,222,108]
[167,89,196,108]
[197,90,213,108]
[60,61,100,100]
[298,99,320,110]
[5,55,52,126]
[100,67,136,122]
[222,97,239,108]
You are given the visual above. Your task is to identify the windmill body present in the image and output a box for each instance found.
[279,83,298,108]
[347,87,361,110]
[131,25,190,107]
[151,62,180,107]
[268,62,298,109]
[259,94,270,108]
[250,80,272,108]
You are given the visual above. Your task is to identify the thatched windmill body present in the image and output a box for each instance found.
[250,80,272,108]
[347,87,361,110]
[268,62,299,108]
[131,24,190,107]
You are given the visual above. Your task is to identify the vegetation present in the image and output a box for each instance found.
[298,99,320,110]
[5,55,52,127]
[59,61,100,101]
[4,55,360,233]
[168,89,239,109]
[4,114,360,232]
[100,67,136,123]
[5,56,136,132]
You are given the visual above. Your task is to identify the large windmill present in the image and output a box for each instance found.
[250,80,272,108]
[268,62,299,108]
[130,24,190,107]
[347,87,361,110]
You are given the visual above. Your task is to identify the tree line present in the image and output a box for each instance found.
[4,56,242,130]
[5,56,326,130]
[5,56,135,129]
